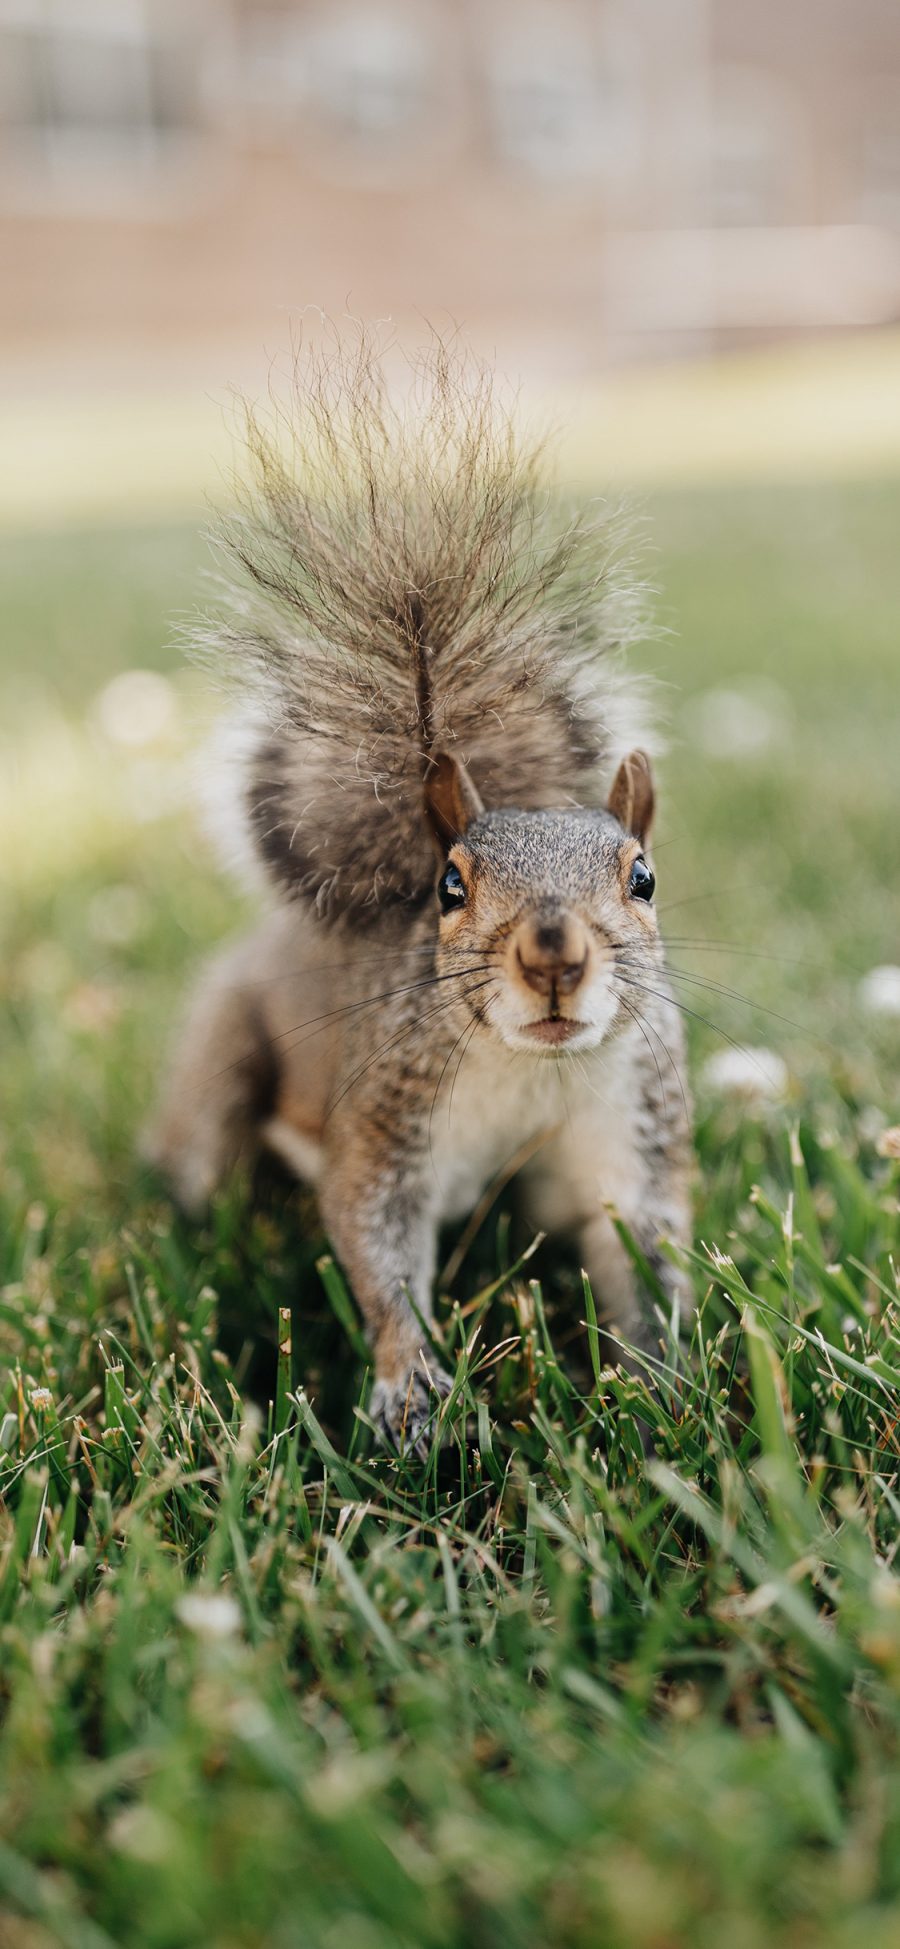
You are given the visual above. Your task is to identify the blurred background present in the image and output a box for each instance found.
[5,0,900,514]
[2,0,899,1207]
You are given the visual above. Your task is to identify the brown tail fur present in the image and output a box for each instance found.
[194,325,651,924]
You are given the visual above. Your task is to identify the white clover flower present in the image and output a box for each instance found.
[687,681,789,760]
[701,1046,788,1102]
[93,670,178,748]
[176,1592,242,1640]
[108,1805,174,1863]
[29,1387,53,1413]
[859,966,900,1018]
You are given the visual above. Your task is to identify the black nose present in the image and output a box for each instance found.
[515,910,589,999]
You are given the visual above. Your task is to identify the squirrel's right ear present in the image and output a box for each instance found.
[606,750,655,843]
[425,751,484,856]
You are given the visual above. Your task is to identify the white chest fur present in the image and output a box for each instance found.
[424,1030,638,1224]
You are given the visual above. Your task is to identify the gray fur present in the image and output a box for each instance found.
[148,335,692,1456]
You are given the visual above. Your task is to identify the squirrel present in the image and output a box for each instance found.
[145,332,693,1455]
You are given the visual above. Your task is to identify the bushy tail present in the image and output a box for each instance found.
[197,327,652,925]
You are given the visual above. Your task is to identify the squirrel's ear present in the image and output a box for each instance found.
[425,751,484,856]
[606,750,655,843]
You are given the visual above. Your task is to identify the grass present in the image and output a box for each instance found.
[1,479,899,1948]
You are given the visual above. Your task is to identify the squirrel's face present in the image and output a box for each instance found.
[426,750,663,1056]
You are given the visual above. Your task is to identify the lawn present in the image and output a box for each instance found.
[1,478,899,1949]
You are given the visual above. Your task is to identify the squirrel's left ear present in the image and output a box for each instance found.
[606,750,655,844]
[425,751,484,856]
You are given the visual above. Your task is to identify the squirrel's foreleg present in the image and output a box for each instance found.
[319,1126,451,1457]
[530,1047,693,1384]
[577,1204,693,1376]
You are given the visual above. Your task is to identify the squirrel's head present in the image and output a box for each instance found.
[425,749,662,1056]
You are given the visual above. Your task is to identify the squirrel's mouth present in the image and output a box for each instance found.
[521,1017,587,1047]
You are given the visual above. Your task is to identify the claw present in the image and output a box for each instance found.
[370,1360,452,1458]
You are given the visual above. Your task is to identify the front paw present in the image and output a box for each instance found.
[370,1357,452,1459]
[138,1121,216,1219]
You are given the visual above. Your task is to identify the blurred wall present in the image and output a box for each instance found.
[2,0,900,388]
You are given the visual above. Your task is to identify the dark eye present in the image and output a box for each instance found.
[438,862,467,914]
[629,857,655,902]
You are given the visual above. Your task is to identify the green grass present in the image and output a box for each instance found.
[1,481,899,1949]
